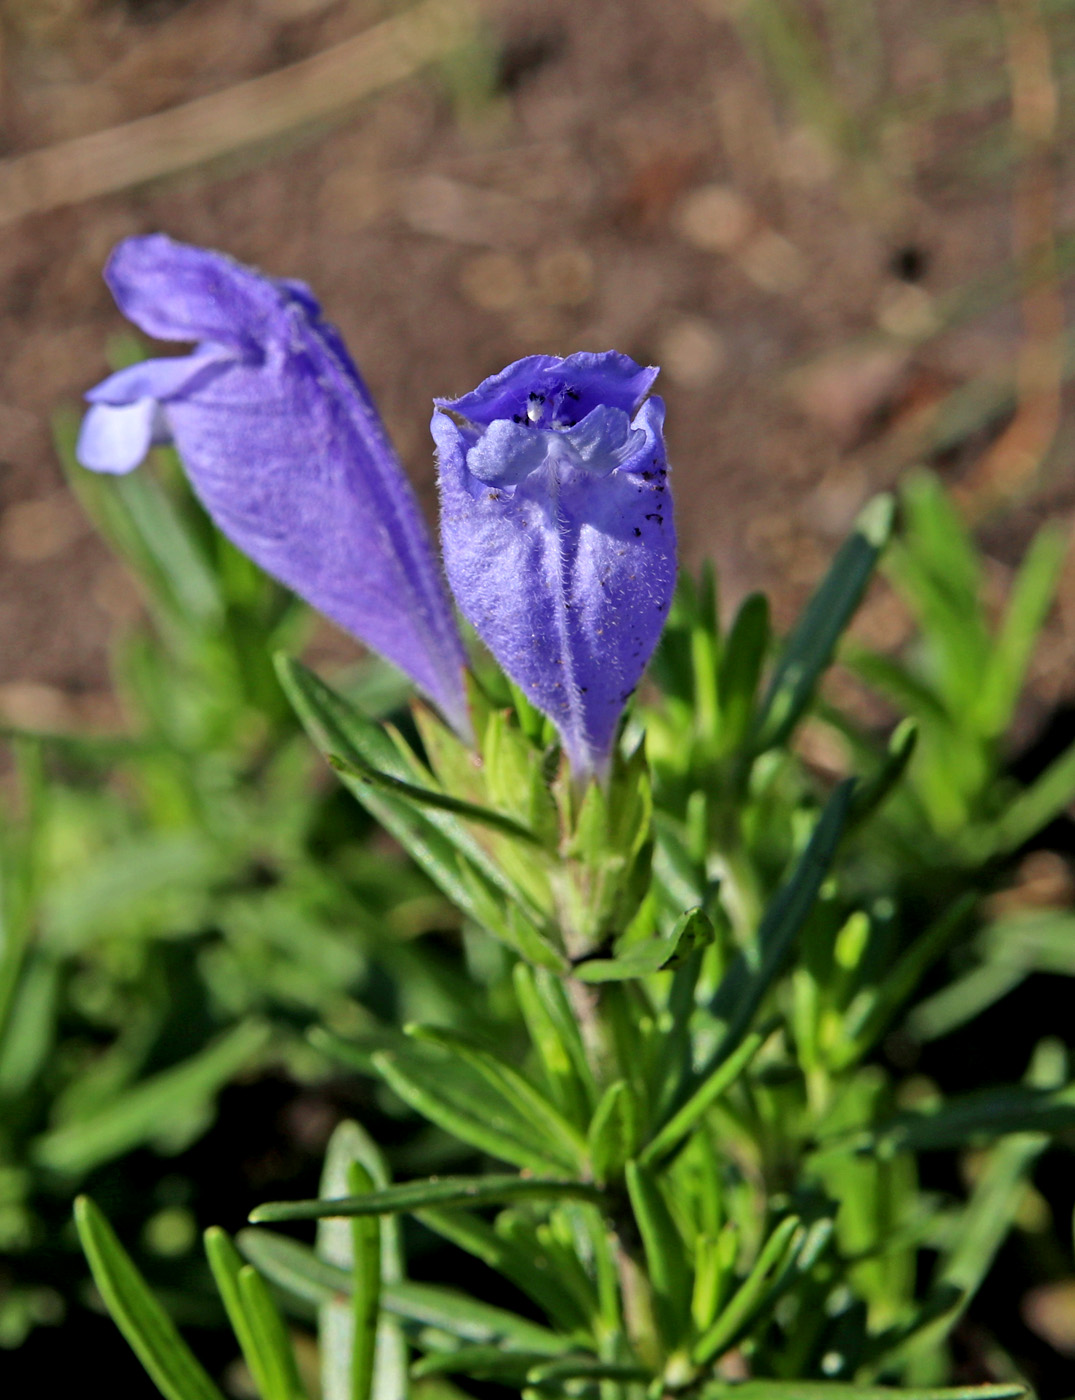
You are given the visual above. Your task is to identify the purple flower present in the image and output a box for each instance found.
[77,235,469,733]
[432,353,676,776]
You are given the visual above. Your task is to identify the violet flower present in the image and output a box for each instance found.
[77,235,469,733]
[432,353,676,776]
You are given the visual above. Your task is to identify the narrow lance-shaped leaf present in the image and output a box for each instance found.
[573,907,714,983]
[371,1048,577,1172]
[237,1265,307,1400]
[325,752,542,846]
[404,1024,587,1167]
[625,1160,692,1351]
[699,1385,1025,1400]
[751,494,894,753]
[703,781,854,1070]
[275,656,562,965]
[75,1196,226,1400]
[347,1161,381,1400]
[34,1020,269,1176]
[205,1228,282,1400]
[973,520,1067,738]
[250,1174,602,1223]
[692,1215,803,1365]
[236,1229,567,1354]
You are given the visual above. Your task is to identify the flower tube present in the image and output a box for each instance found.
[78,235,469,733]
[433,352,676,775]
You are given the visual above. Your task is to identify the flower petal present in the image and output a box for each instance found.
[105,235,291,355]
[82,236,469,732]
[85,349,233,407]
[437,351,659,427]
[435,375,675,775]
[76,399,161,475]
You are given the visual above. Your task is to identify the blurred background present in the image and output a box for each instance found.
[0,0,1073,733]
[4,0,1075,1392]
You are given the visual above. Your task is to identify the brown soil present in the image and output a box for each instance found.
[1,0,1073,729]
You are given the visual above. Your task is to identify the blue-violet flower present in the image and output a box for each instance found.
[77,235,469,733]
[432,353,676,776]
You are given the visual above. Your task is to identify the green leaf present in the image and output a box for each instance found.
[587,1080,637,1184]
[410,1348,554,1382]
[416,1208,592,1335]
[525,1357,649,1387]
[752,495,893,753]
[625,1160,691,1350]
[238,1227,351,1307]
[987,735,1075,855]
[847,719,918,829]
[34,1021,269,1176]
[370,1048,577,1172]
[822,1080,1075,1156]
[512,963,595,1127]
[347,1161,381,1400]
[237,1265,307,1400]
[325,753,542,846]
[236,1230,566,1354]
[404,1024,587,1167]
[973,521,1067,737]
[307,1121,403,1400]
[705,781,855,1066]
[75,1196,225,1400]
[573,908,714,983]
[275,656,558,960]
[837,894,977,1064]
[692,1214,803,1365]
[717,591,770,754]
[700,1385,1026,1400]
[908,961,1028,1042]
[640,1029,766,1168]
[250,1174,602,1223]
[205,1228,280,1400]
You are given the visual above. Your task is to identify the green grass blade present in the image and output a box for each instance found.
[75,1196,225,1400]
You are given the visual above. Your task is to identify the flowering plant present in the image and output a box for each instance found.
[59,237,1075,1400]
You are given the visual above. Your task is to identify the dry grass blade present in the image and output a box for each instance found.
[0,0,479,228]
